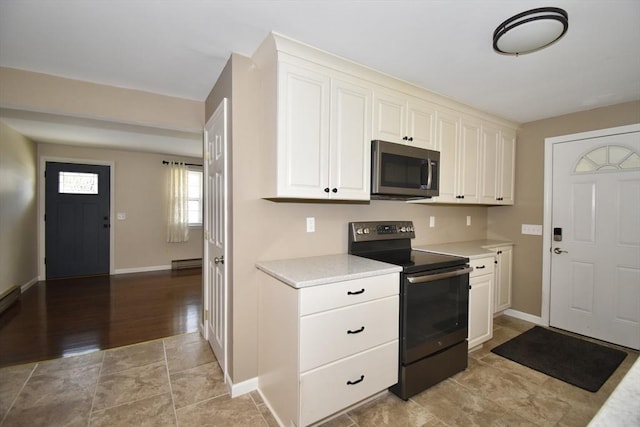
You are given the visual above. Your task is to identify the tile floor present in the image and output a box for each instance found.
[0,316,637,426]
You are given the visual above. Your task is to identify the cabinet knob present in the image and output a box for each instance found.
[408,137,413,142]
[403,136,408,141]
[332,188,338,193]
[324,187,330,193]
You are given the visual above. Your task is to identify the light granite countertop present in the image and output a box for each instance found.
[256,254,401,288]
[413,239,513,259]
[589,356,640,426]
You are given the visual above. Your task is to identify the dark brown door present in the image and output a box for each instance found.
[45,162,110,279]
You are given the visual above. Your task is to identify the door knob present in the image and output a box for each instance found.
[553,248,568,254]
[214,256,224,264]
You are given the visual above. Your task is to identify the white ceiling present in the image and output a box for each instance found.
[1,0,639,157]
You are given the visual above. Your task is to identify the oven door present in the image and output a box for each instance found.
[401,266,471,364]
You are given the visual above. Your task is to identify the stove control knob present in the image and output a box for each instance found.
[356,228,363,235]
[363,227,370,234]
[400,226,406,232]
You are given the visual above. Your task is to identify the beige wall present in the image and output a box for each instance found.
[37,143,203,272]
[0,122,38,295]
[488,100,640,317]
[209,54,491,384]
[0,67,203,132]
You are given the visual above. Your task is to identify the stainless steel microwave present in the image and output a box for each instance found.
[371,140,440,199]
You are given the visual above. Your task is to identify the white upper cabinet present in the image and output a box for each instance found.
[254,33,516,203]
[434,109,482,203]
[480,125,516,205]
[277,61,331,199]
[435,108,459,203]
[458,117,482,203]
[373,88,438,150]
[329,77,373,200]
[274,60,371,200]
[498,129,516,205]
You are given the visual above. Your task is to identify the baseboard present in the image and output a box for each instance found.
[113,265,172,275]
[20,276,39,293]
[229,375,258,398]
[503,308,545,326]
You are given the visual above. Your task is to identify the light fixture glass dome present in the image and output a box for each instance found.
[493,7,568,55]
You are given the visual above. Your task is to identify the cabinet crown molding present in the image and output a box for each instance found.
[253,32,518,130]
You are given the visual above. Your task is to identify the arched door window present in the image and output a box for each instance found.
[574,144,640,173]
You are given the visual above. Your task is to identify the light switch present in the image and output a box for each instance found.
[521,224,542,235]
[466,215,471,226]
[306,217,315,233]
[429,216,435,228]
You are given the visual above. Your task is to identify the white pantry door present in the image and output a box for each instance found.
[550,130,640,349]
[204,98,228,378]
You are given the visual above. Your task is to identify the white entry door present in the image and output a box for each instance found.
[204,98,228,378]
[549,129,640,349]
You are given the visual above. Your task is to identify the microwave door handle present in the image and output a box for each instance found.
[426,160,433,190]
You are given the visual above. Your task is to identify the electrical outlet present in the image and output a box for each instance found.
[306,217,315,233]
[429,216,435,228]
[521,224,543,235]
[466,215,471,226]
[117,212,126,220]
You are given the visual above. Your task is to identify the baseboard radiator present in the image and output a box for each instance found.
[171,258,203,270]
[0,286,20,316]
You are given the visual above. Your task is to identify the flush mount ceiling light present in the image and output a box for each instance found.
[493,7,568,55]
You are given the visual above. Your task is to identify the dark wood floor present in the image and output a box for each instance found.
[0,268,202,368]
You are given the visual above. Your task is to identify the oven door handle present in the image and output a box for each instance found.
[406,266,473,284]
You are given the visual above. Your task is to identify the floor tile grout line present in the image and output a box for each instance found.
[163,339,180,427]
[0,362,38,426]
[86,351,106,426]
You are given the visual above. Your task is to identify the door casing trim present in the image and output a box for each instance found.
[38,156,115,280]
[541,123,640,327]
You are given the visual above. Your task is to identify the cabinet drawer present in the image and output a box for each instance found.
[299,273,398,315]
[470,257,494,277]
[300,296,399,371]
[300,340,398,426]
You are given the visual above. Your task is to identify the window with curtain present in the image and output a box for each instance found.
[167,161,189,242]
[187,168,203,226]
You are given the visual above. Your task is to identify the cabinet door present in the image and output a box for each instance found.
[434,108,459,203]
[458,117,482,203]
[372,89,406,144]
[493,246,513,313]
[468,273,493,349]
[329,78,372,200]
[278,62,331,198]
[407,98,438,150]
[499,130,516,205]
[480,125,501,204]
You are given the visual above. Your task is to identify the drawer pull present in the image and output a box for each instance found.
[347,288,365,295]
[475,265,486,269]
[347,326,365,334]
[346,375,365,385]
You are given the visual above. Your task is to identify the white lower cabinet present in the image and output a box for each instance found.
[468,257,494,349]
[300,341,397,426]
[258,272,399,427]
[491,244,513,313]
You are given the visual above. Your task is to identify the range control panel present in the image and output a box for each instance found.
[349,221,415,242]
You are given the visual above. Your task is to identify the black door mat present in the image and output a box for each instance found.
[491,326,627,392]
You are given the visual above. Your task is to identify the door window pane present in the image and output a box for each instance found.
[59,172,99,194]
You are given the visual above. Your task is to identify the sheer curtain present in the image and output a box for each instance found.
[167,161,189,242]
